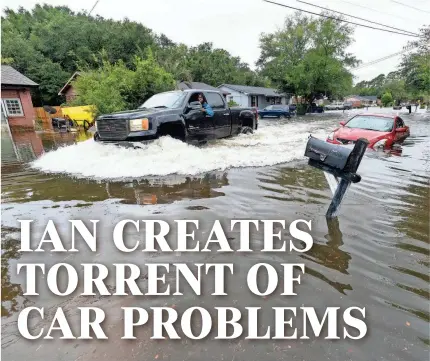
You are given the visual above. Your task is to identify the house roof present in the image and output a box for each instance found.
[346,95,378,101]
[1,65,38,87]
[359,95,378,101]
[58,71,80,95]
[218,84,285,97]
[176,81,230,95]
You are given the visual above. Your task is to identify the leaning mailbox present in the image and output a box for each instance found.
[304,136,369,218]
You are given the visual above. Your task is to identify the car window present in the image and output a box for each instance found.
[265,105,273,110]
[345,115,394,132]
[396,117,405,128]
[205,92,225,109]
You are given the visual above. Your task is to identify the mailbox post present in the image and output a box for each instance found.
[304,136,369,218]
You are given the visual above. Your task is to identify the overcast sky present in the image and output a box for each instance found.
[3,0,429,83]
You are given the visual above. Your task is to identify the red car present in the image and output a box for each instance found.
[326,113,410,149]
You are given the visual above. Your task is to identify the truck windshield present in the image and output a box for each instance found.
[140,92,186,109]
[345,115,394,132]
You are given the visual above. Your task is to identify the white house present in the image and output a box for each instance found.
[218,84,290,109]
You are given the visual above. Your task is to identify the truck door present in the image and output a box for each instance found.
[205,92,231,138]
[183,92,216,141]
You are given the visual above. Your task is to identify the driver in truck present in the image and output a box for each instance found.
[197,93,214,117]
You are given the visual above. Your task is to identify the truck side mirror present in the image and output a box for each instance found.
[304,136,369,218]
[188,101,202,110]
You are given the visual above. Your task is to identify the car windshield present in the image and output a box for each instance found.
[345,115,394,132]
[140,92,186,109]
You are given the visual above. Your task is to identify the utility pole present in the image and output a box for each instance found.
[89,0,100,16]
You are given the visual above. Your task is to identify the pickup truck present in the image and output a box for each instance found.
[93,89,257,145]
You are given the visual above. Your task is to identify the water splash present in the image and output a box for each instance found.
[30,120,334,180]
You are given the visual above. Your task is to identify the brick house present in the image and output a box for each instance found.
[1,65,39,129]
[58,71,80,102]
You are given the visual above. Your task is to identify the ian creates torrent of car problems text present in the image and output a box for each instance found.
[16,219,367,340]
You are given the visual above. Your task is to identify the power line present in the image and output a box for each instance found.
[351,47,415,70]
[263,0,420,37]
[337,0,415,22]
[296,0,419,36]
[88,0,100,16]
[390,0,430,14]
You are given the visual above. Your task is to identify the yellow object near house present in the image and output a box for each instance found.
[61,105,96,127]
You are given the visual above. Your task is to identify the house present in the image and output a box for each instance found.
[58,71,80,102]
[1,65,39,129]
[176,81,230,97]
[359,95,379,106]
[345,95,380,107]
[218,84,290,109]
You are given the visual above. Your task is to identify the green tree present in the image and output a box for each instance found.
[70,52,175,116]
[381,92,393,107]
[400,26,430,103]
[257,12,358,106]
[2,5,268,105]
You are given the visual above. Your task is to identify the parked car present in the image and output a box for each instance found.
[325,102,343,110]
[258,104,291,120]
[93,89,258,145]
[343,102,352,110]
[326,113,410,149]
[325,101,352,110]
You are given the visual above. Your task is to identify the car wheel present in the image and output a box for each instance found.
[241,126,253,135]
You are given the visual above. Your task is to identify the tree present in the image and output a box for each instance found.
[2,5,268,105]
[400,26,430,102]
[70,52,175,117]
[381,92,393,107]
[257,12,358,106]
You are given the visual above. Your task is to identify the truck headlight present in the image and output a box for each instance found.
[373,138,387,148]
[95,120,99,132]
[327,132,335,141]
[129,118,149,131]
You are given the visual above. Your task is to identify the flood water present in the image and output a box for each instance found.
[1,109,429,361]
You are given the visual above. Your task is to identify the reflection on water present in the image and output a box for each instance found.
[1,227,32,317]
[1,112,429,359]
[258,164,330,204]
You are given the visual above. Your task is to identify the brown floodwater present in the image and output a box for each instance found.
[1,110,429,361]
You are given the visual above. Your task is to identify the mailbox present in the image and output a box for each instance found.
[304,135,369,218]
[305,136,352,171]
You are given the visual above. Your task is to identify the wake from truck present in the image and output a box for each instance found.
[31,120,334,179]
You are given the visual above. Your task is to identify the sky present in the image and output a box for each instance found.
[2,0,429,83]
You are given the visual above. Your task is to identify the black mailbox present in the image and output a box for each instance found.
[304,135,369,218]
[305,136,352,171]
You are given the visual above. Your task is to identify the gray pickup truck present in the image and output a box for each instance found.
[93,89,258,145]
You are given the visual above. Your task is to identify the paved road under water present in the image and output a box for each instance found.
[1,109,429,361]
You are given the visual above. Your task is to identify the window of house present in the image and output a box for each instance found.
[251,95,258,107]
[4,98,24,116]
[205,92,225,108]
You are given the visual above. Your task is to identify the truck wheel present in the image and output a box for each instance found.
[241,126,253,135]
